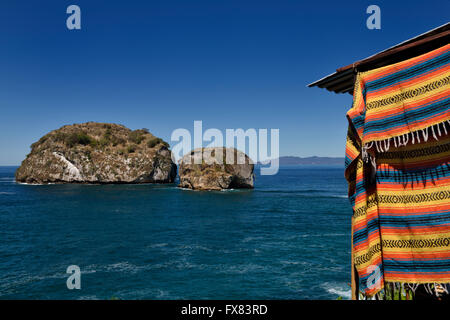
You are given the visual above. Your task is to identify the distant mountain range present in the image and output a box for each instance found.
[258,156,345,166]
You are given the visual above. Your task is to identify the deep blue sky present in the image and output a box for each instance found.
[0,0,448,165]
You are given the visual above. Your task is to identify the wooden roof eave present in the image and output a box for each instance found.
[308,22,450,94]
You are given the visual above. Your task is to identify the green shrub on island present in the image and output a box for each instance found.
[66,131,93,147]
[147,137,168,148]
[128,129,147,145]
[127,144,137,153]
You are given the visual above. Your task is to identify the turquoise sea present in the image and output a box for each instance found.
[0,165,352,299]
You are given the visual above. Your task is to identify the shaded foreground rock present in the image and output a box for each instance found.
[16,122,177,184]
[178,147,254,191]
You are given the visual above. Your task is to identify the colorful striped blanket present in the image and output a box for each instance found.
[345,44,450,299]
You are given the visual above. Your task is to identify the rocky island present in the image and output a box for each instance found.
[178,147,254,191]
[15,122,177,184]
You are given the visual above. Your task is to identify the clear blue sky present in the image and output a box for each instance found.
[0,0,448,165]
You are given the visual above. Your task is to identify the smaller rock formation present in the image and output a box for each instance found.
[178,147,254,191]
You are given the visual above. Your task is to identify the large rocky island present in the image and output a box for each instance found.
[15,122,177,184]
[178,147,254,191]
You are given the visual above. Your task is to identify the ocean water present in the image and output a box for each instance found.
[0,165,352,300]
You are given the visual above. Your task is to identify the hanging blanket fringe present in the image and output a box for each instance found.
[367,282,450,300]
[362,121,450,165]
